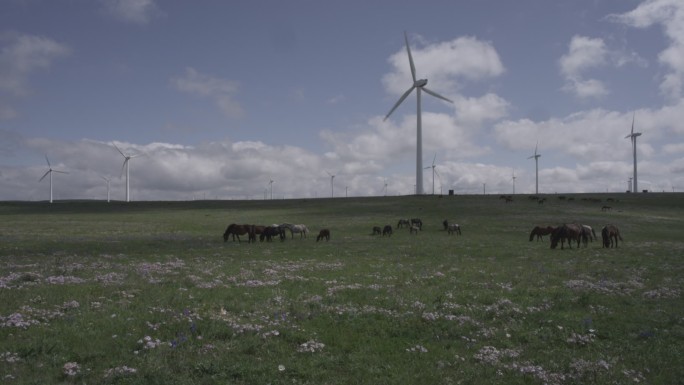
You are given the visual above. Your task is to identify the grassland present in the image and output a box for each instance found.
[0,193,682,384]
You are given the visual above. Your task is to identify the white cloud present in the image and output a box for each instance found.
[558,36,609,99]
[171,67,244,118]
[608,0,684,99]
[382,35,504,97]
[0,33,70,97]
[101,0,160,24]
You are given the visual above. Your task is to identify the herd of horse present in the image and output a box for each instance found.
[223,219,623,249]
[223,223,332,243]
[529,224,623,249]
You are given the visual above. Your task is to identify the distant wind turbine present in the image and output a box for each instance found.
[384,31,454,195]
[269,179,274,200]
[114,144,141,202]
[424,153,439,195]
[527,142,541,195]
[625,112,642,193]
[511,171,517,195]
[383,179,388,196]
[39,155,68,203]
[326,171,336,198]
[101,176,111,202]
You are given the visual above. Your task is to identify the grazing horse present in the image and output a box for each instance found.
[410,218,423,230]
[409,225,420,234]
[372,226,382,235]
[382,225,393,237]
[581,225,597,242]
[260,225,285,242]
[316,229,330,242]
[397,219,410,228]
[529,226,555,242]
[281,223,309,239]
[601,225,623,248]
[447,223,462,235]
[223,223,254,243]
[550,223,583,249]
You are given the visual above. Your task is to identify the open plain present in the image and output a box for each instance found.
[0,193,682,384]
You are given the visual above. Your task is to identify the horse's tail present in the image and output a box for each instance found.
[529,228,536,242]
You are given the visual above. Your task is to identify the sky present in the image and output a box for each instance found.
[1,0,684,201]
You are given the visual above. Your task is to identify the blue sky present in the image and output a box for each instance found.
[1,0,683,200]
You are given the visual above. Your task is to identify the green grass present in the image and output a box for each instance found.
[0,194,682,384]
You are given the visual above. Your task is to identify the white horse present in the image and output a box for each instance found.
[447,223,462,235]
[281,223,309,239]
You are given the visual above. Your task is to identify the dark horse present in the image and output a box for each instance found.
[223,223,255,243]
[410,218,423,230]
[382,225,393,237]
[529,226,555,242]
[550,223,584,249]
[260,225,285,242]
[601,225,623,248]
[316,229,331,242]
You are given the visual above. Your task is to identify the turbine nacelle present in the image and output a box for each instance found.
[415,79,428,87]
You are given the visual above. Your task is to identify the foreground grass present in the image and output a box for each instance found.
[0,194,682,384]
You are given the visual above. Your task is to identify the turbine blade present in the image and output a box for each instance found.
[114,144,126,158]
[45,155,51,167]
[432,153,437,166]
[120,159,128,178]
[39,170,50,181]
[631,112,635,135]
[384,86,416,120]
[404,31,416,83]
[53,170,68,174]
[422,87,453,103]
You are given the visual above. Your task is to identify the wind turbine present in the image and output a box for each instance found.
[326,171,336,198]
[101,176,111,202]
[39,156,68,203]
[424,153,439,195]
[383,179,388,196]
[527,142,541,195]
[269,179,274,200]
[384,31,454,195]
[114,144,141,202]
[625,112,642,193]
[511,171,517,195]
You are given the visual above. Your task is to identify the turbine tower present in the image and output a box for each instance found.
[625,113,641,193]
[114,145,140,202]
[39,155,67,203]
[527,142,541,195]
[384,31,453,195]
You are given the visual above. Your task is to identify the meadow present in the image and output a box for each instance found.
[0,193,682,384]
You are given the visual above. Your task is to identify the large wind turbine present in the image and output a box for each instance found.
[114,145,140,202]
[384,32,454,195]
[39,156,67,203]
[511,171,517,195]
[625,113,642,193]
[527,142,541,195]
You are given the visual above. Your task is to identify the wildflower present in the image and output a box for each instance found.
[278,364,286,372]
[297,340,325,353]
[104,365,137,378]
[63,362,80,377]
[406,344,428,353]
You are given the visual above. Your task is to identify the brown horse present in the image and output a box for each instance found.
[372,226,381,235]
[529,226,555,242]
[601,225,623,248]
[382,225,393,237]
[447,223,462,235]
[316,229,330,242]
[223,223,255,243]
[550,223,583,249]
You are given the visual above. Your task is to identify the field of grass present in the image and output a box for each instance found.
[0,193,682,384]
